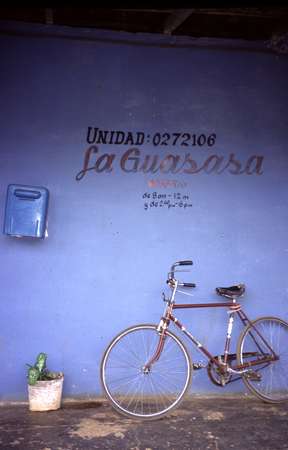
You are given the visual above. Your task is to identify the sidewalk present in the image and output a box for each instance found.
[0,395,288,450]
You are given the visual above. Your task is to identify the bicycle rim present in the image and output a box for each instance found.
[237,316,288,403]
[100,324,192,419]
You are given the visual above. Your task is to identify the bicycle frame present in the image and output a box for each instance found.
[146,280,278,374]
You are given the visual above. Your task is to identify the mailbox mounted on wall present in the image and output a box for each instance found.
[3,184,49,239]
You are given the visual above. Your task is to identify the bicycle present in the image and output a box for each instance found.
[100,260,288,420]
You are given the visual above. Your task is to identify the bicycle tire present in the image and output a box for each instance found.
[237,316,288,403]
[100,323,192,420]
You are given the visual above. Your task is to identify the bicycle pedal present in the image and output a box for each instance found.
[193,362,206,370]
[246,371,261,381]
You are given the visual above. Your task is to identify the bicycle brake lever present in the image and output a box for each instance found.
[173,269,191,273]
[162,292,169,302]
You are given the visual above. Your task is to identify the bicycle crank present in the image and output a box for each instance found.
[207,358,232,386]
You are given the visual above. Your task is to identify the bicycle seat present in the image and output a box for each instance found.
[216,284,245,299]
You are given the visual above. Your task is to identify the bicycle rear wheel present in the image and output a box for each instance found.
[237,316,288,403]
[100,324,192,419]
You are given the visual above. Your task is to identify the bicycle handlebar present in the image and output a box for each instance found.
[179,260,193,266]
[171,260,193,272]
[168,260,196,288]
[182,282,196,288]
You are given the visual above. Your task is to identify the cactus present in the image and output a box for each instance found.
[27,353,62,385]
[35,352,47,373]
[27,366,40,385]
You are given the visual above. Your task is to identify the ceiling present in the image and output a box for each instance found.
[0,7,288,50]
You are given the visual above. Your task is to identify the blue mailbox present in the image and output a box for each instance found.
[3,184,49,238]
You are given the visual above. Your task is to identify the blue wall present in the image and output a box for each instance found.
[0,21,288,400]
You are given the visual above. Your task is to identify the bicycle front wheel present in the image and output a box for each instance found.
[237,316,288,403]
[100,324,192,419]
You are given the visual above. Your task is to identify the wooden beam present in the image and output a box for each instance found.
[163,9,195,35]
[45,8,54,25]
[112,9,174,14]
[192,8,287,18]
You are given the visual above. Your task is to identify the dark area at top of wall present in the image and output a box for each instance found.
[0,7,288,42]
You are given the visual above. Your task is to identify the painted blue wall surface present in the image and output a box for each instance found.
[0,21,288,400]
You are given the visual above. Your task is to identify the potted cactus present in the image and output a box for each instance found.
[27,352,64,411]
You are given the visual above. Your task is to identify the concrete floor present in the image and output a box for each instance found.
[0,396,288,450]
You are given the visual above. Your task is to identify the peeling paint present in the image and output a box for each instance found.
[69,414,131,439]
[204,411,225,421]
